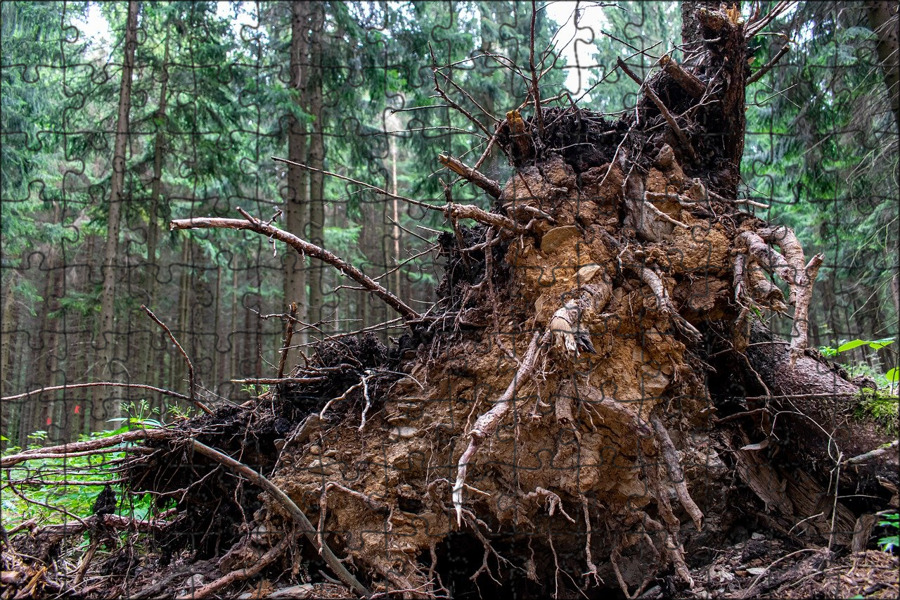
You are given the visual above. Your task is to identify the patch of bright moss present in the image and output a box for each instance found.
[855,389,899,435]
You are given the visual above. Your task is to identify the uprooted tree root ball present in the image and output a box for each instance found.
[3,4,898,600]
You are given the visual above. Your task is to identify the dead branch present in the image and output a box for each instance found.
[842,440,899,466]
[438,153,502,199]
[429,45,495,141]
[1,428,172,468]
[173,532,295,600]
[659,54,705,98]
[447,202,525,235]
[1,382,191,404]
[453,331,544,526]
[747,44,791,85]
[231,377,327,385]
[170,211,419,323]
[187,439,369,597]
[650,415,704,531]
[746,0,795,39]
[617,57,699,163]
[141,305,212,415]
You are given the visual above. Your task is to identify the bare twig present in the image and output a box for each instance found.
[530,0,544,137]
[746,0,795,39]
[842,440,899,466]
[429,45,494,141]
[2,428,173,468]
[231,377,327,385]
[171,211,419,323]
[272,157,522,235]
[276,302,298,380]
[174,532,295,600]
[141,305,211,414]
[187,439,369,597]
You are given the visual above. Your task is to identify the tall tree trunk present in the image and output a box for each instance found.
[284,0,310,366]
[0,273,17,399]
[37,221,64,441]
[866,1,900,133]
[96,0,139,423]
[307,2,326,328]
[1,275,21,445]
[143,28,169,388]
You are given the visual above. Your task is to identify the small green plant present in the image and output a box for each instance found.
[878,512,899,552]
[819,337,898,394]
[241,383,270,396]
[165,402,194,421]
[107,399,164,431]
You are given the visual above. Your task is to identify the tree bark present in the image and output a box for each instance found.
[144,26,169,389]
[96,0,139,422]
[680,0,720,66]
[866,1,900,133]
[283,0,310,364]
[307,2,326,328]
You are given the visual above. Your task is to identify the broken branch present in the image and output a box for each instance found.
[659,54,705,98]
[438,153,502,199]
[272,156,523,235]
[747,44,790,85]
[170,212,419,323]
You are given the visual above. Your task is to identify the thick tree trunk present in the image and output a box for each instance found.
[96,0,139,422]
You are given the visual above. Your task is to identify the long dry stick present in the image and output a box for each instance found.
[529,0,544,137]
[1,428,173,468]
[171,210,419,323]
[141,305,212,414]
[2,382,190,404]
[187,439,369,597]
[747,44,790,85]
[453,331,543,526]
[276,302,298,379]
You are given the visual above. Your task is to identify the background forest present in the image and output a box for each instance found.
[1,0,897,448]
